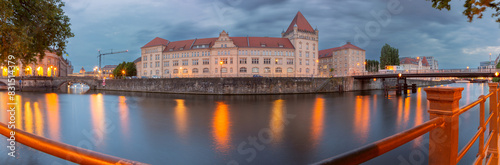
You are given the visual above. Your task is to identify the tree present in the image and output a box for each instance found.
[379,44,399,69]
[365,59,380,72]
[0,0,74,65]
[494,62,500,82]
[428,0,500,23]
[112,61,137,78]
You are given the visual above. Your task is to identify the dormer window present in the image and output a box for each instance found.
[180,47,184,50]
[261,44,266,47]
[169,48,173,51]
[279,44,284,48]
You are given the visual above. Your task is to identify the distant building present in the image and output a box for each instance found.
[1,51,73,77]
[79,67,86,74]
[425,56,438,70]
[318,42,366,76]
[399,57,431,70]
[138,11,319,78]
[479,61,495,69]
[133,57,141,76]
[101,65,117,75]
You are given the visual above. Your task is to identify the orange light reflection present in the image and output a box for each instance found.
[118,96,130,139]
[46,93,60,141]
[90,94,105,142]
[354,96,370,143]
[212,102,231,154]
[311,97,325,147]
[175,99,188,140]
[270,99,285,144]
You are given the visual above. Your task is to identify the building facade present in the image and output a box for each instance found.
[138,12,319,78]
[318,42,366,77]
[399,57,431,70]
[425,56,438,70]
[1,51,73,77]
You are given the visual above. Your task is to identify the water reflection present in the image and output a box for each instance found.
[174,99,188,140]
[354,95,370,143]
[34,102,44,136]
[90,93,105,143]
[270,99,285,144]
[212,102,231,154]
[118,96,130,139]
[24,102,33,133]
[15,95,22,130]
[311,97,325,147]
[46,93,60,141]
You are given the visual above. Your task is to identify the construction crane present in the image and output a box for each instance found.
[97,49,128,71]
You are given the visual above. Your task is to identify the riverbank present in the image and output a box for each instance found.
[94,77,452,94]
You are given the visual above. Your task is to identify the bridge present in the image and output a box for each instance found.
[352,69,500,79]
[0,76,99,91]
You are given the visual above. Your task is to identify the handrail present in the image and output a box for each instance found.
[0,122,148,165]
[312,117,444,165]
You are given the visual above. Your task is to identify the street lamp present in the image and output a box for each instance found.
[219,61,223,78]
[122,70,125,79]
[180,67,182,78]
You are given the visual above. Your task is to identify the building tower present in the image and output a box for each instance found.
[282,11,319,76]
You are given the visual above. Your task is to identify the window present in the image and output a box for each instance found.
[275,58,282,65]
[299,52,302,57]
[221,58,228,64]
[221,68,227,73]
[306,68,310,73]
[239,58,247,64]
[275,67,282,73]
[264,58,271,64]
[287,59,294,65]
[150,62,152,68]
[287,68,293,73]
[306,52,309,58]
[203,68,209,73]
[183,69,188,73]
[230,58,233,64]
[143,63,147,68]
[182,60,188,66]
[173,60,179,66]
[144,71,147,75]
[306,60,310,65]
[252,67,259,73]
[203,58,209,65]
[264,67,271,73]
[164,61,169,67]
[192,59,199,65]
[173,69,179,74]
[240,67,247,73]
[192,68,198,73]
[164,69,169,74]
[252,58,259,64]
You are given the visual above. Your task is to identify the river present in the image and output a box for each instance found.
[0,83,489,164]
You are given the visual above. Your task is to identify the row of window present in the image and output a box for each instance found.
[143,67,315,75]
[142,58,319,69]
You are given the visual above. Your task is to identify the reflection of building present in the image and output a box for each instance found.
[138,11,319,78]
[318,42,365,76]
[1,51,73,77]
[425,56,438,70]
[400,57,430,70]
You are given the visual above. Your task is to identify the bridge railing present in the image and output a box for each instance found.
[352,68,500,76]
[0,122,148,165]
[313,83,500,165]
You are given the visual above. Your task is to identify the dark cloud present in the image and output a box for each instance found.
[63,0,500,70]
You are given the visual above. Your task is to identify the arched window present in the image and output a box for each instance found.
[264,67,271,73]
[173,69,179,74]
[306,68,310,73]
[252,67,259,73]
[287,68,293,73]
[221,67,227,73]
[183,69,188,73]
[230,68,233,73]
[203,68,209,73]
[192,68,198,73]
[275,67,282,73]
[144,71,147,75]
[240,67,247,73]
[156,70,159,75]
[164,69,169,74]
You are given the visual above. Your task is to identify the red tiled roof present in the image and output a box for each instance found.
[318,42,365,58]
[421,56,429,66]
[285,11,315,34]
[162,36,294,52]
[400,57,418,64]
[142,37,169,48]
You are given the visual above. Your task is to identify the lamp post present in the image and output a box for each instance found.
[122,70,125,79]
[180,67,182,78]
[54,67,57,77]
[219,61,223,78]
[274,59,278,77]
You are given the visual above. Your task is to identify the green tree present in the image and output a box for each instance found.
[113,61,137,78]
[379,44,399,69]
[0,0,74,65]
[494,62,500,82]
[365,59,380,72]
[427,0,500,23]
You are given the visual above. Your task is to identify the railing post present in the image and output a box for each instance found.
[424,87,464,165]
[489,83,499,165]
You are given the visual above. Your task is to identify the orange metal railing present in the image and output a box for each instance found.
[0,122,148,165]
[313,83,500,165]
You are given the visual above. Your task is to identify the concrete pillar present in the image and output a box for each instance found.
[412,84,417,93]
[424,87,463,165]
[404,83,408,94]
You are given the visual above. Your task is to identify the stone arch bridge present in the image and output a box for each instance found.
[0,76,99,91]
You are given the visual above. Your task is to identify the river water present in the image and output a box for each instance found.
[0,83,490,164]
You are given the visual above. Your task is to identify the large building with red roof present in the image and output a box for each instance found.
[318,42,366,76]
[399,56,431,70]
[138,11,318,78]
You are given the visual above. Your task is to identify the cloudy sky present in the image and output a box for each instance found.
[62,0,500,71]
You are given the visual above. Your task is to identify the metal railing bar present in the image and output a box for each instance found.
[312,117,444,165]
[483,131,495,155]
[486,154,493,165]
[457,127,484,162]
[0,122,148,165]
[458,99,487,116]
[485,114,494,128]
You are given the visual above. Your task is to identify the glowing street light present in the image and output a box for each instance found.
[121,70,126,79]
[398,73,402,78]
[219,61,223,77]
[496,72,499,77]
